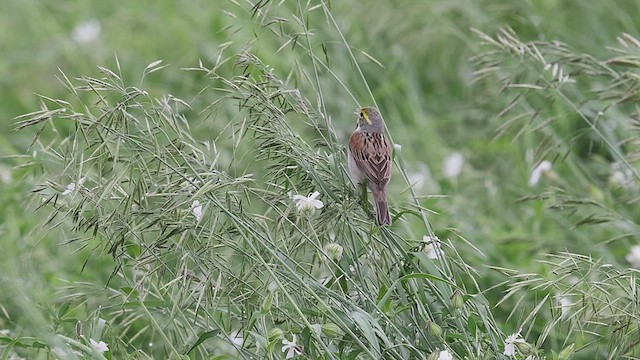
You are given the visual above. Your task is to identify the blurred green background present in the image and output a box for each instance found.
[2,0,640,357]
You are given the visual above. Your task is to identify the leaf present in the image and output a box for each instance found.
[346,349,363,360]
[57,302,71,319]
[2,339,19,360]
[347,311,381,358]
[186,330,219,354]
[31,340,47,349]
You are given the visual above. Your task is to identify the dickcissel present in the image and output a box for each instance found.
[348,106,392,225]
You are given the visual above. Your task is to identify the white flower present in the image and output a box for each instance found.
[268,280,279,292]
[609,162,635,189]
[408,171,427,190]
[0,166,11,184]
[443,152,464,179]
[408,162,432,191]
[71,19,101,44]
[626,245,640,268]
[89,338,109,353]
[281,334,302,359]
[62,177,86,195]
[394,143,402,152]
[228,330,244,347]
[556,294,572,319]
[610,171,628,187]
[438,349,454,360]
[528,160,552,186]
[292,191,324,212]
[191,200,204,222]
[423,235,444,259]
[503,329,525,356]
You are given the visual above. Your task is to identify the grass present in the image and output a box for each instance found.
[2,0,640,359]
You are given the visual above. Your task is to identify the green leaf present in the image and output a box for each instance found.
[348,311,381,358]
[186,330,219,355]
[31,340,47,349]
[57,302,71,319]
[2,339,18,360]
[558,343,575,360]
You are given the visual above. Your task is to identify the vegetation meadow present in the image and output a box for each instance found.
[2,1,640,359]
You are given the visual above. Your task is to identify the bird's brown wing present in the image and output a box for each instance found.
[349,132,392,189]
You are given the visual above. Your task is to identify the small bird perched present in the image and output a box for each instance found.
[348,106,392,225]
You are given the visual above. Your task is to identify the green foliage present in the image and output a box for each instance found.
[3,0,640,359]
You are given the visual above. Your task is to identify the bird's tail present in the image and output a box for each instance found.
[374,192,391,226]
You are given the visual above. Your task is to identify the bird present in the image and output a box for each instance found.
[348,106,392,225]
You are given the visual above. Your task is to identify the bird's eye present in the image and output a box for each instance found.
[359,111,364,118]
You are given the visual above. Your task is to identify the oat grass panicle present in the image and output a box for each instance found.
[473,27,640,358]
[17,44,504,357]
[16,5,506,359]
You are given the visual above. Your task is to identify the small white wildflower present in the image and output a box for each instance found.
[423,235,444,259]
[503,329,525,356]
[443,152,464,179]
[0,166,11,184]
[89,338,109,354]
[324,243,343,261]
[626,245,640,268]
[62,177,86,195]
[408,162,432,191]
[609,162,635,189]
[528,160,552,187]
[394,143,402,152]
[281,334,302,359]
[610,170,628,187]
[292,191,324,212]
[437,349,454,360]
[408,171,427,190]
[191,200,204,222]
[71,19,101,44]
[556,294,572,319]
[228,330,244,347]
